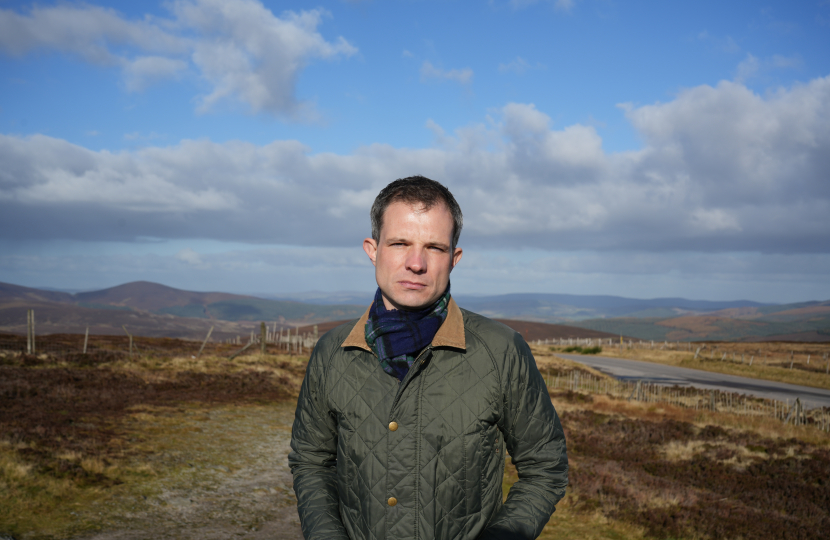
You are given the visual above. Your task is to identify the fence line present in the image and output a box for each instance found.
[543,369,830,432]
[532,338,830,373]
[0,321,322,359]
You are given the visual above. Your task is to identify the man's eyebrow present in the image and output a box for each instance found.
[426,241,450,250]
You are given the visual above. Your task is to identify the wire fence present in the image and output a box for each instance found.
[0,329,321,360]
[533,337,830,375]
[543,368,830,432]
[3,313,829,432]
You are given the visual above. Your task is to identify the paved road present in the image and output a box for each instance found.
[557,353,830,409]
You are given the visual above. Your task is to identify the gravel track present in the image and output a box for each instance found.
[76,402,303,540]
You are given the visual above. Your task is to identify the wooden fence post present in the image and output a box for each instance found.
[26,309,33,354]
[83,326,89,354]
[197,326,214,359]
[260,322,266,355]
[790,351,794,370]
[122,325,133,358]
[229,340,255,360]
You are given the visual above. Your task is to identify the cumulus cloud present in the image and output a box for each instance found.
[1,76,829,255]
[0,3,185,63]
[123,56,188,92]
[420,61,473,85]
[0,0,356,116]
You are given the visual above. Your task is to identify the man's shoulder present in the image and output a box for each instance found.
[316,318,360,348]
[459,307,523,347]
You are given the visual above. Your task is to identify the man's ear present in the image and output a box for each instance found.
[363,238,378,267]
[450,247,463,271]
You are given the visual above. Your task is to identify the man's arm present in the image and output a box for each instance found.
[288,344,350,540]
[479,337,569,540]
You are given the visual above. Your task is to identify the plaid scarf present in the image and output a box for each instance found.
[365,285,450,380]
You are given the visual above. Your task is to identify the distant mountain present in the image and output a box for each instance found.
[0,281,365,337]
[3,281,827,342]
[252,290,770,320]
[74,281,245,312]
[570,300,830,342]
[257,290,374,306]
[452,292,768,322]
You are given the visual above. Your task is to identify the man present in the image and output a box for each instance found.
[289,176,568,540]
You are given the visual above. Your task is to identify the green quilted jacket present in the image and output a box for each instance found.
[288,298,568,540]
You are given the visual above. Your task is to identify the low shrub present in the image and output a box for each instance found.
[560,345,603,355]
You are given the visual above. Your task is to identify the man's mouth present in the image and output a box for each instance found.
[399,281,427,290]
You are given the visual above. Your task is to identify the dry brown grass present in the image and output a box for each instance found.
[0,350,308,539]
[5,345,830,539]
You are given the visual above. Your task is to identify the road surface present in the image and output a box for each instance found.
[557,353,830,409]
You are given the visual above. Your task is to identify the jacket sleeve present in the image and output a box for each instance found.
[478,336,569,540]
[288,342,350,540]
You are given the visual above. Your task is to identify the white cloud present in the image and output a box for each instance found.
[509,0,575,12]
[176,248,204,266]
[0,0,356,116]
[123,56,188,92]
[0,4,186,63]
[735,54,760,83]
[498,56,543,75]
[734,53,801,83]
[554,0,575,12]
[1,76,829,257]
[420,60,473,85]
[696,30,741,54]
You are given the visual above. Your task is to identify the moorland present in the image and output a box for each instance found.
[2,336,828,540]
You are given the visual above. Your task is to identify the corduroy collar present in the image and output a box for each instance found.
[342,296,466,352]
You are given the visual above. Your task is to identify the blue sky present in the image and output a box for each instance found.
[1,0,829,303]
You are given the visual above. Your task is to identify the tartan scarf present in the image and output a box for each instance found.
[365,285,451,380]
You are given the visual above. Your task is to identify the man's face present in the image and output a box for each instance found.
[363,200,463,311]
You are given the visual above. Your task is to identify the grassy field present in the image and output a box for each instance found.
[2,340,829,539]
[549,341,830,391]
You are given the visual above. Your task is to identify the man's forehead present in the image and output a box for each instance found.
[381,201,453,238]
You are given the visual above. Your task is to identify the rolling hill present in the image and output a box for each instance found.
[569,300,830,342]
[0,281,365,339]
[3,281,828,342]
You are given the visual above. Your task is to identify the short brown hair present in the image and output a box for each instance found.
[371,176,463,250]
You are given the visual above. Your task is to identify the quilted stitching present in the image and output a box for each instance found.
[289,309,568,540]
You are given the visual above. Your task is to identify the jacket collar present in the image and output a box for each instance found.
[342,296,466,352]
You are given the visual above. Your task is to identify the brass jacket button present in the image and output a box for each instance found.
[389,421,399,431]
[388,497,397,506]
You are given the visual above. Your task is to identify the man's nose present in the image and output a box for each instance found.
[405,249,427,273]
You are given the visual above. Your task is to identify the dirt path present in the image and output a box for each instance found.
[76,402,303,540]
